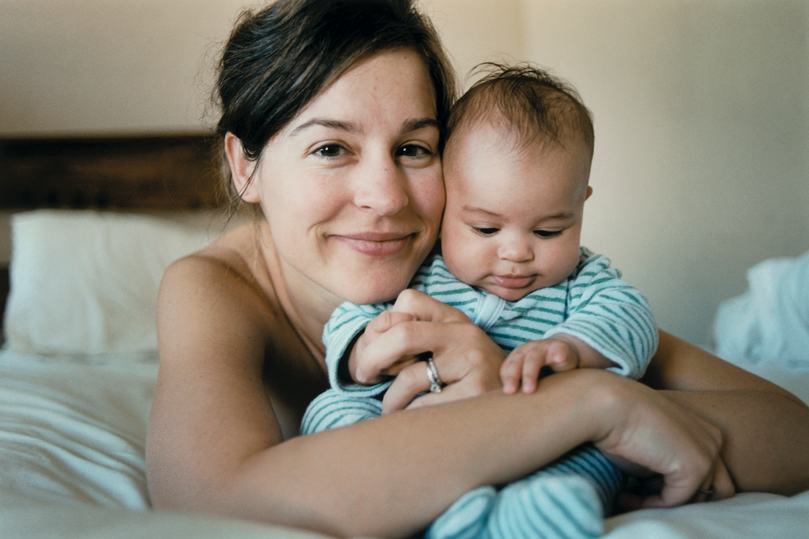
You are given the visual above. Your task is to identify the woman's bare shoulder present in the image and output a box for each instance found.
[162,224,278,313]
[166,224,261,284]
[158,224,279,359]
[155,223,325,436]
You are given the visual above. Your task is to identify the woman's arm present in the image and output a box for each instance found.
[642,330,809,496]
[147,260,726,538]
[353,291,809,502]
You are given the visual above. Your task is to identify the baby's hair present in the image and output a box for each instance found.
[448,63,594,158]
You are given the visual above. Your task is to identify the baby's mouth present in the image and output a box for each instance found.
[492,274,535,289]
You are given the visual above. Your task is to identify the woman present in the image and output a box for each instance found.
[146,1,809,537]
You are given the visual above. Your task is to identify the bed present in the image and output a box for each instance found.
[1,134,808,538]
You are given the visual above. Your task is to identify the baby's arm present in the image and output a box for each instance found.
[322,302,394,396]
[346,309,418,384]
[501,249,658,394]
[326,301,424,391]
[501,335,618,394]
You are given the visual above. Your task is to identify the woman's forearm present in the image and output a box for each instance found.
[217,373,602,538]
[171,367,728,538]
[151,358,733,538]
[643,330,809,495]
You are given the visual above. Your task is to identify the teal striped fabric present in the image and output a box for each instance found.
[302,248,652,539]
[321,248,658,398]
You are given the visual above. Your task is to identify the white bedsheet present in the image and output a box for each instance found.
[2,349,809,538]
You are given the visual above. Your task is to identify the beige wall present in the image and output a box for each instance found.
[519,0,809,344]
[1,0,807,345]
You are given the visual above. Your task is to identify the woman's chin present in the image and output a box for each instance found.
[343,287,402,306]
[341,276,413,305]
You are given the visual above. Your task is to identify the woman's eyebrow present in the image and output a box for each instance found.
[402,117,439,133]
[290,118,359,136]
[290,117,437,137]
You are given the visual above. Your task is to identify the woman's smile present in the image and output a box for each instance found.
[333,232,417,257]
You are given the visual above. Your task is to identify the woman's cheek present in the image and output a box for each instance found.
[423,168,447,224]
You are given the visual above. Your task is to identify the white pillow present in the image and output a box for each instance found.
[4,210,217,355]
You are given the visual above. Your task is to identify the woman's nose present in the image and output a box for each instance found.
[498,235,534,263]
[353,156,409,216]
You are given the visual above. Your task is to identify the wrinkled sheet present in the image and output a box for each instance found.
[713,250,809,369]
[2,350,809,538]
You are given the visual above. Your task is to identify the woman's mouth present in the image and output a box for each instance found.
[334,233,414,257]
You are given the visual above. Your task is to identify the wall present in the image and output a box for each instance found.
[1,0,807,345]
[520,0,809,344]
[0,0,243,135]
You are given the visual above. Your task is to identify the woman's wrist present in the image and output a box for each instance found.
[546,368,631,444]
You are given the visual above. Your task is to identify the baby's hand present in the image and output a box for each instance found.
[500,337,581,394]
[348,310,417,384]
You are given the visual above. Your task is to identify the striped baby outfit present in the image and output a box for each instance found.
[302,248,658,539]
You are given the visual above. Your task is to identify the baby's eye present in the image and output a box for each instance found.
[534,229,562,238]
[314,144,346,158]
[474,227,499,236]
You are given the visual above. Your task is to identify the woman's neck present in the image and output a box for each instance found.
[255,221,339,366]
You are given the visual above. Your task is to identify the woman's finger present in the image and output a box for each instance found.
[391,289,471,324]
[352,293,471,383]
[378,322,505,412]
[592,378,731,509]
[365,310,416,335]
[712,458,735,500]
[381,346,478,413]
[686,455,735,504]
[358,320,439,378]
[381,359,436,412]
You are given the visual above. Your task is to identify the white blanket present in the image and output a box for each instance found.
[713,250,809,369]
[3,350,809,538]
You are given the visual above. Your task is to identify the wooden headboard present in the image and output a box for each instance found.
[0,133,222,340]
[0,134,221,210]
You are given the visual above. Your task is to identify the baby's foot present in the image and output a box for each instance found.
[485,475,603,539]
[426,486,497,539]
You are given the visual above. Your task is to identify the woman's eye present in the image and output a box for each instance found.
[397,144,432,158]
[534,229,562,238]
[474,227,499,236]
[314,144,345,157]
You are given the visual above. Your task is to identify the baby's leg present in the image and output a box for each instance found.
[425,486,497,539]
[485,443,623,539]
[300,390,383,435]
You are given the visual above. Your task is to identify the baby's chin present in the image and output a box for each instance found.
[478,284,537,302]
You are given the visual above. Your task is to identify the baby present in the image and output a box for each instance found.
[302,64,658,539]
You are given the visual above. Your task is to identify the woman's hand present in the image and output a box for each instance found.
[350,289,506,413]
[584,373,735,509]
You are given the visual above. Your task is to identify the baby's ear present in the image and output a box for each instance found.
[225,133,261,203]
[585,185,593,201]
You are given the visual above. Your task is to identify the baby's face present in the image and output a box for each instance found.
[441,125,592,301]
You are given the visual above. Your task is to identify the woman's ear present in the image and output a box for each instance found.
[585,185,593,201]
[224,132,261,203]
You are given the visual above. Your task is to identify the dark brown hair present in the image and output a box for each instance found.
[214,0,457,213]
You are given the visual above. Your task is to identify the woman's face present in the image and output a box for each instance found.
[242,49,445,308]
